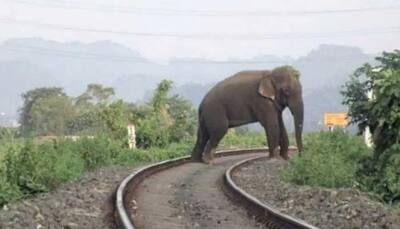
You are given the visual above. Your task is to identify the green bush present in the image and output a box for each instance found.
[136,114,171,148]
[281,130,370,188]
[0,177,22,207]
[357,144,400,203]
[3,140,85,196]
[220,130,266,148]
[0,128,18,140]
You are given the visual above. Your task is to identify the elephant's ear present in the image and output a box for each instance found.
[258,75,275,100]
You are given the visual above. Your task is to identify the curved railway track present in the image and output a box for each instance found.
[115,148,318,229]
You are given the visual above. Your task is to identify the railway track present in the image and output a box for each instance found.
[115,148,318,229]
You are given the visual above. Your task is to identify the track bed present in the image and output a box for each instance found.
[130,153,264,229]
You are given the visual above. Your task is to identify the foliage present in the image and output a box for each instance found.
[135,80,197,148]
[281,130,370,188]
[17,80,197,148]
[151,80,173,112]
[75,83,115,106]
[167,95,197,142]
[96,100,129,139]
[65,110,98,134]
[136,113,171,148]
[0,128,18,140]
[220,129,266,148]
[342,50,400,204]
[113,140,193,166]
[0,137,192,207]
[2,79,199,207]
[19,87,69,136]
[30,96,75,136]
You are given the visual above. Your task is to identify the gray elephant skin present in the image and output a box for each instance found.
[191,65,304,163]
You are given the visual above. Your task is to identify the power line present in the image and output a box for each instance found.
[2,45,151,62]
[1,18,400,40]
[2,45,288,64]
[1,44,372,64]
[8,0,400,17]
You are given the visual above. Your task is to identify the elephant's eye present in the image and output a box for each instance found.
[283,88,291,96]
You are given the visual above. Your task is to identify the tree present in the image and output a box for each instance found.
[342,50,400,203]
[75,84,115,106]
[342,50,400,157]
[96,100,128,139]
[151,80,173,113]
[167,95,197,142]
[67,84,117,135]
[135,79,197,148]
[19,87,71,136]
[30,96,74,136]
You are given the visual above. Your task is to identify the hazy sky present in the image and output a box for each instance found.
[0,0,399,60]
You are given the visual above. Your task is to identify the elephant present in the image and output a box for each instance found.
[190,65,304,164]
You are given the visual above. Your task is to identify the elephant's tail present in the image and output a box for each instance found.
[190,115,209,161]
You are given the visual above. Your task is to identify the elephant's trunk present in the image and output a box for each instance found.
[289,99,304,153]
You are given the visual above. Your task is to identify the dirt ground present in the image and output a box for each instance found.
[233,158,400,229]
[0,165,141,229]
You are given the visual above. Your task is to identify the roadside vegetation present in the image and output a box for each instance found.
[0,79,266,207]
[282,50,400,206]
[281,130,370,188]
[220,127,266,149]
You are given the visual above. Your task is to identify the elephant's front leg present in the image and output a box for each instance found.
[278,113,289,160]
[261,113,280,158]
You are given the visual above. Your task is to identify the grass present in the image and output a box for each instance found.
[281,130,371,188]
[220,130,266,149]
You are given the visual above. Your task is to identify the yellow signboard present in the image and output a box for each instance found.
[324,112,348,126]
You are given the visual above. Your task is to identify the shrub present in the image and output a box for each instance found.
[0,128,18,140]
[220,129,266,148]
[357,144,400,203]
[281,130,370,188]
[3,140,85,197]
[136,114,171,148]
[0,177,22,207]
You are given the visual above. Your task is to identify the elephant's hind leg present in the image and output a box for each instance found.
[202,122,228,164]
[191,120,209,162]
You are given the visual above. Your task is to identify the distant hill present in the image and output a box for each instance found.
[0,38,375,131]
[0,60,59,115]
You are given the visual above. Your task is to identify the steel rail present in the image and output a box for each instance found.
[115,147,315,229]
[223,155,319,229]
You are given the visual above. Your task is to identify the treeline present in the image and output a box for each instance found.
[17,80,197,147]
[0,79,199,206]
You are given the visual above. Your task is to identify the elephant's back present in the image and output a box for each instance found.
[200,70,267,109]
[218,70,265,87]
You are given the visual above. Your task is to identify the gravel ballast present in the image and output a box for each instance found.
[232,158,400,229]
[0,165,141,229]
